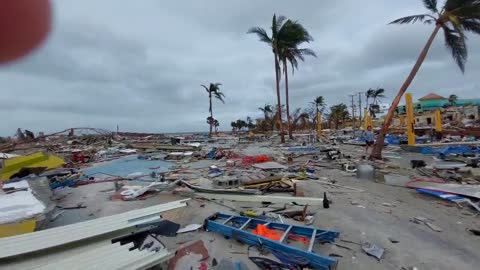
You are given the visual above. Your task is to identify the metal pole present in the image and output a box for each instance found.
[358,92,363,128]
[349,95,356,132]
[405,93,415,146]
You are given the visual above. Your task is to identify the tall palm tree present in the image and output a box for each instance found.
[202,83,225,137]
[365,88,375,109]
[248,14,295,143]
[310,96,326,132]
[371,0,480,160]
[311,96,326,113]
[368,88,385,118]
[278,20,316,140]
[448,94,458,106]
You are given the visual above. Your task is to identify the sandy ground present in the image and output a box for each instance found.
[45,142,480,270]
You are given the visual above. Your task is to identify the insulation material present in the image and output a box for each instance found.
[0,180,46,224]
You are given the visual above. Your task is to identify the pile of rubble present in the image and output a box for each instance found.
[1,129,480,269]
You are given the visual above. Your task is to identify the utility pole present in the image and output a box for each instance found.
[357,92,363,126]
[349,94,356,132]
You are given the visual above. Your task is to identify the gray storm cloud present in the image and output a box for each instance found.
[0,0,479,135]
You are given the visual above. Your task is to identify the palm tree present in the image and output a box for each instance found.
[448,94,458,106]
[246,117,255,131]
[310,96,326,132]
[235,119,247,131]
[368,88,385,118]
[372,88,385,105]
[312,96,326,113]
[248,14,294,143]
[365,88,376,110]
[213,119,220,133]
[329,103,350,129]
[202,83,225,137]
[231,121,237,132]
[371,0,480,160]
[258,104,273,121]
[292,108,310,131]
[278,20,316,140]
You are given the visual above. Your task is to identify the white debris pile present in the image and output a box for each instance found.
[0,180,46,224]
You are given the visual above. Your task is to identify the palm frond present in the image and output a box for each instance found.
[444,0,478,12]
[278,20,314,47]
[442,25,468,73]
[462,19,480,34]
[214,91,225,103]
[375,88,385,97]
[286,55,299,73]
[247,27,272,44]
[201,84,209,93]
[389,14,434,24]
[272,14,287,37]
[423,0,438,13]
[297,48,316,58]
[451,2,480,18]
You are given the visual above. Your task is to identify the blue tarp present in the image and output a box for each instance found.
[416,188,465,202]
[206,147,217,159]
[385,135,400,145]
[420,146,480,155]
[286,146,316,152]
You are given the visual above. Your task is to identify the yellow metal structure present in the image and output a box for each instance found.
[0,219,36,238]
[364,109,374,130]
[1,152,65,181]
[435,109,442,132]
[405,93,415,146]
[316,111,322,136]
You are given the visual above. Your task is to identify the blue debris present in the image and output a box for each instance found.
[416,188,465,202]
[420,146,480,155]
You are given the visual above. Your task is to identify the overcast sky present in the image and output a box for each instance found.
[1,0,479,135]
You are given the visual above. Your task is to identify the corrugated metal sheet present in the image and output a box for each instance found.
[34,242,173,270]
[0,199,189,259]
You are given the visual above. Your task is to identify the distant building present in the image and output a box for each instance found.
[397,93,480,114]
[393,93,480,127]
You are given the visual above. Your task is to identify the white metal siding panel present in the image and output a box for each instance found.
[0,199,189,259]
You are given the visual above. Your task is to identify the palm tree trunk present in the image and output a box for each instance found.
[209,93,213,138]
[283,60,293,140]
[273,49,285,143]
[370,24,441,160]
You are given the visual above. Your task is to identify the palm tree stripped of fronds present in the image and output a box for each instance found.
[202,83,225,137]
[248,14,294,143]
[371,0,480,160]
[278,20,316,140]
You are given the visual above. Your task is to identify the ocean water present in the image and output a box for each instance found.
[83,155,172,178]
